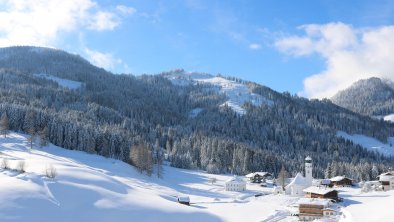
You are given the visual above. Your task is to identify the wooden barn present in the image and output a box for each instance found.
[303,186,338,201]
[330,176,353,187]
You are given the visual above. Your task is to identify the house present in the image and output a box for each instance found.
[330,176,353,187]
[285,156,313,196]
[378,171,394,190]
[245,172,272,183]
[225,176,246,192]
[298,198,335,221]
[303,186,338,201]
[285,172,308,196]
[177,196,190,205]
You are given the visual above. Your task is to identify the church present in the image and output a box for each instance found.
[285,156,313,196]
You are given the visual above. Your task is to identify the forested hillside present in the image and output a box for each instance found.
[0,46,393,181]
[332,77,394,117]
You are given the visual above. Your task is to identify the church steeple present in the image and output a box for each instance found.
[305,156,312,186]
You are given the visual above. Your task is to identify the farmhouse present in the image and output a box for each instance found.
[378,171,394,190]
[298,198,336,221]
[303,186,338,201]
[330,176,353,187]
[225,176,246,192]
[245,172,272,183]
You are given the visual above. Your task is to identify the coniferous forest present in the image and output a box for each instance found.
[0,46,393,181]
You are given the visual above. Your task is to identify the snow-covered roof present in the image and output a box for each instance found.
[305,156,312,161]
[330,176,352,181]
[303,186,337,195]
[380,171,394,176]
[245,172,271,178]
[285,173,307,188]
[297,198,331,206]
[178,196,190,202]
[226,176,246,184]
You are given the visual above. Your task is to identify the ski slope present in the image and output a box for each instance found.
[165,72,273,115]
[34,73,83,90]
[337,131,394,156]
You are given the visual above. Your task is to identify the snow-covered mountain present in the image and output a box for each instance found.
[0,46,393,181]
[162,70,273,115]
[331,77,394,120]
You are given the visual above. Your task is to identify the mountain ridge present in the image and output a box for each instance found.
[0,46,392,181]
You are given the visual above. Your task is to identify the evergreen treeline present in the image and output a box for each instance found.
[0,46,393,181]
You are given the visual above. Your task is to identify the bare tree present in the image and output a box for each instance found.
[39,127,48,147]
[1,158,9,170]
[45,164,57,179]
[0,113,9,138]
[17,160,26,173]
[129,143,153,176]
[277,165,288,190]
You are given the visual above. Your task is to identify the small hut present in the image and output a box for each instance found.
[177,196,190,205]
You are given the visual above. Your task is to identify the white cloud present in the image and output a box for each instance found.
[87,11,119,31]
[116,5,136,16]
[0,0,135,47]
[275,22,394,99]
[249,43,261,50]
[84,48,122,70]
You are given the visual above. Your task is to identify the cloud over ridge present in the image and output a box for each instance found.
[275,22,394,99]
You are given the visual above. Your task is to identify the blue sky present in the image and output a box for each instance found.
[1,0,394,98]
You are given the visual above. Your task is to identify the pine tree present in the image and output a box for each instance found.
[324,163,332,179]
[0,113,9,138]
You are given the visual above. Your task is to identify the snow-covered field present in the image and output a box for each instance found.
[337,131,394,156]
[34,73,83,90]
[165,72,273,115]
[1,132,394,222]
[339,187,394,222]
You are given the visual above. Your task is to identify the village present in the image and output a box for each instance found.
[176,156,394,221]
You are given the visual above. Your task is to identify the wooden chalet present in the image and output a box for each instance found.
[303,186,338,201]
[245,172,272,183]
[297,198,332,221]
[330,176,353,187]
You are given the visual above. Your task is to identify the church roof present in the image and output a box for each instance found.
[285,172,307,188]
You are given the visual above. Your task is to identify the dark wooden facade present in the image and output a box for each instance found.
[331,178,352,187]
[305,190,338,200]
